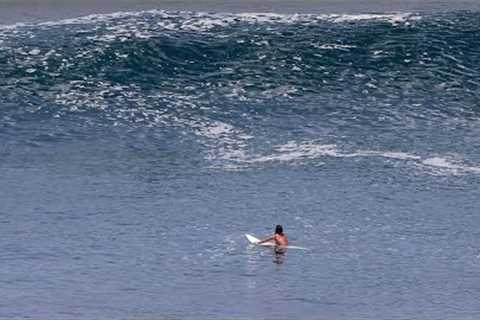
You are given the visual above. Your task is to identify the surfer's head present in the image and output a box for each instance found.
[275,225,283,235]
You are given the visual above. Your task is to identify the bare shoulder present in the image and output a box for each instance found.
[275,234,288,245]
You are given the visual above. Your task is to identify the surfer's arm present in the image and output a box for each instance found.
[257,236,274,244]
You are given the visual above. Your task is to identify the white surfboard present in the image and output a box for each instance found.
[245,233,309,250]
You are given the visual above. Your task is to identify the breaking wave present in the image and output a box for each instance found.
[1,10,479,175]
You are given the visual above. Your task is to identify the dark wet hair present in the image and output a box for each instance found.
[275,225,283,235]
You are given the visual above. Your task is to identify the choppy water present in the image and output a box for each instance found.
[1,9,480,320]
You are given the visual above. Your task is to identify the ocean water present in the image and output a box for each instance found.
[1,9,480,320]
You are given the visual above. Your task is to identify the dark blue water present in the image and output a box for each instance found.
[1,10,480,320]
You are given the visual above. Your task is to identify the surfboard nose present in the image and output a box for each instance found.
[245,233,260,244]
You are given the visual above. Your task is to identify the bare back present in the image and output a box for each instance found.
[274,233,288,246]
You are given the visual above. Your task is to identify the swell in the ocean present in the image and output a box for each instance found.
[1,10,479,174]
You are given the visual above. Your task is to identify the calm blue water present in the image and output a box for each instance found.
[1,9,480,320]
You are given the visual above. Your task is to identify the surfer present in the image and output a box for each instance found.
[258,225,288,246]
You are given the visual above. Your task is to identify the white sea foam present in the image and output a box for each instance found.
[197,121,235,139]
[317,43,357,50]
[0,10,419,33]
[194,119,253,164]
[329,13,416,24]
[261,85,298,99]
[356,150,422,160]
[422,157,480,174]
[248,142,338,163]
[204,136,480,176]
[28,48,41,55]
